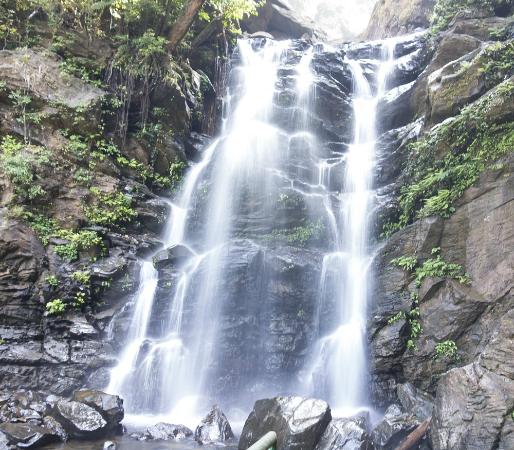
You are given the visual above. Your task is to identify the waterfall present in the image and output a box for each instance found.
[303,39,397,415]
[107,35,402,424]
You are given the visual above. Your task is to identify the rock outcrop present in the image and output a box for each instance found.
[363,0,436,39]
[242,0,326,40]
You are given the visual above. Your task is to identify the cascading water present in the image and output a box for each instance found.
[107,35,404,424]
[303,39,397,415]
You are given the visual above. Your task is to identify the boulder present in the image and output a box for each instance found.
[371,404,420,449]
[71,390,124,428]
[238,397,331,450]
[426,46,487,125]
[53,399,108,438]
[153,244,194,270]
[195,405,234,445]
[315,414,371,450]
[0,422,59,448]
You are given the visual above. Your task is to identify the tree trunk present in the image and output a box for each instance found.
[167,0,206,53]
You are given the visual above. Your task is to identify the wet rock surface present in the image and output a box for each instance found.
[315,414,371,450]
[0,390,123,447]
[195,406,233,445]
[239,396,331,450]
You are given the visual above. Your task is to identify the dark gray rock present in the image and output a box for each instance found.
[397,383,434,421]
[242,0,325,40]
[315,414,371,450]
[153,245,194,270]
[0,422,59,448]
[195,405,233,444]
[71,390,123,428]
[238,396,331,450]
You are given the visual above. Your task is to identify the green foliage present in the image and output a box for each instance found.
[264,220,325,246]
[71,270,90,285]
[414,248,470,287]
[46,298,66,315]
[85,187,137,226]
[53,229,102,261]
[383,80,514,236]
[205,0,262,33]
[12,209,102,260]
[45,274,59,286]
[435,340,459,359]
[168,160,187,190]
[0,135,47,200]
[387,310,406,325]
[391,255,417,272]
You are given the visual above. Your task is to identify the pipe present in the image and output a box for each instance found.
[247,431,278,450]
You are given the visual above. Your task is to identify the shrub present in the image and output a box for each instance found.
[46,299,66,315]
[435,340,459,359]
[85,188,137,226]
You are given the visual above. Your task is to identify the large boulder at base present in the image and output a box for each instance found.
[53,399,108,438]
[0,422,59,448]
[71,390,124,428]
[315,414,371,450]
[195,405,234,444]
[238,397,331,450]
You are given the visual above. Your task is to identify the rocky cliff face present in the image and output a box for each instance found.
[367,3,514,448]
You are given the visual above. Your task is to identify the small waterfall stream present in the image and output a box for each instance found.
[107,36,406,425]
[303,40,397,415]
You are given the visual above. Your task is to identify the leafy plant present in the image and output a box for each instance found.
[45,275,59,287]
[435,340,459,359]
[46,298,66,315]
[71,270,90,285]
[85,187,137,226]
